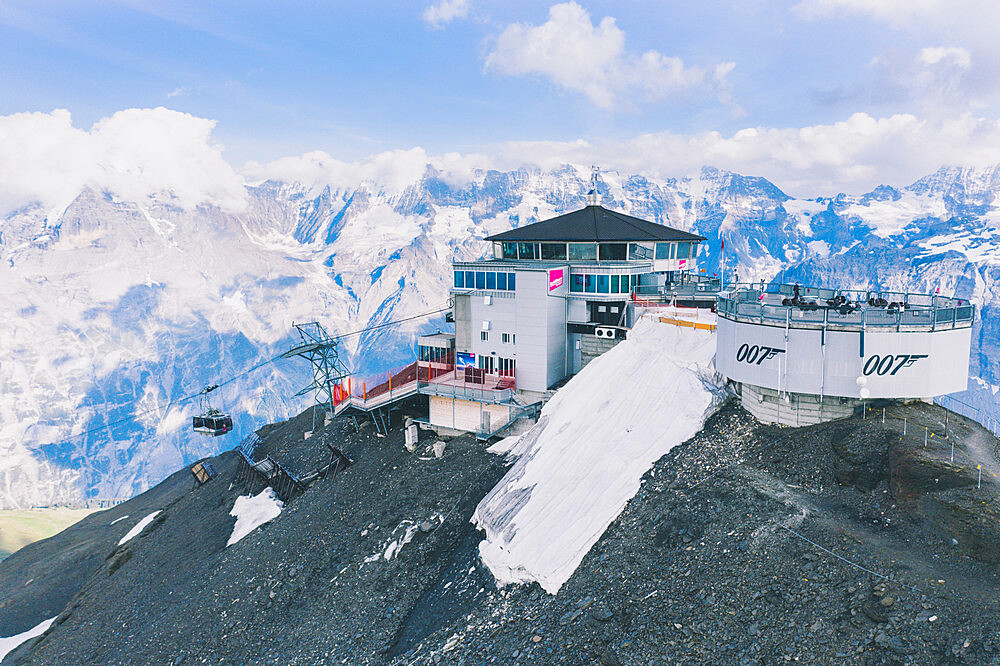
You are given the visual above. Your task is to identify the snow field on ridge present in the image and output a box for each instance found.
[473,317,726,593]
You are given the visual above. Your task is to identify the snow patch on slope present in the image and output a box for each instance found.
[118,510,161,545]
[473,318,725,594]
[0,616,55,661]
[227,488,283,546]
[364,514,445,563]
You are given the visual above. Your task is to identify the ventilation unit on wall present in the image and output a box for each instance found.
[482,320,491,331]
[595,326,616,339]
[484,295,492,305]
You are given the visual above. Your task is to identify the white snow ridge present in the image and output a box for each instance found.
[473,318,725,594]
[118,510,162,546]
[0,616,56,661]
[227,488,284,546]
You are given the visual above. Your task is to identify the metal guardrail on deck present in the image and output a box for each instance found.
[716,284,975,331]
[417,380,515,405]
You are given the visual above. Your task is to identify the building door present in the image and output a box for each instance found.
[570,334,583,374]
[477,355,496,374]
[498,357,516,377]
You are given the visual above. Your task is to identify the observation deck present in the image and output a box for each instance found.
[717,283,975,332]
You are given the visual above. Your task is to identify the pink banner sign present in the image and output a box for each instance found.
[548,268,565,292]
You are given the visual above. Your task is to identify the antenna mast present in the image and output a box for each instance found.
[587,165,600,206]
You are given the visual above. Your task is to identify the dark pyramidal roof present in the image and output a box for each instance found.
[486,205,706,243]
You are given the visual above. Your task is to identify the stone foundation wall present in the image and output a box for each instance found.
[740,383,859,427]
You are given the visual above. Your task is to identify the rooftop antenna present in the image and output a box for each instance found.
[586,165,600,206]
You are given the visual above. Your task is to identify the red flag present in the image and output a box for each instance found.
[721,238,725,250]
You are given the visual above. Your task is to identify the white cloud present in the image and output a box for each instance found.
[166,87,190,98]
[423,0,470,29]
[242,147,487,197]
[856,46,977,114]
[245,111,1000,199]
[484,2,735,111]
[10,107,1000,212]
[794,0,1000,43]
[0,108,247,216]
[918,46,971,69]
[493,112,1000,197]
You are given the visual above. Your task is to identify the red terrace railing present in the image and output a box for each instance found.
[328,359,517,409]
[329,361,419,408]
[362,361,418,400]
[459,366,515,390]
[418,364,454,382]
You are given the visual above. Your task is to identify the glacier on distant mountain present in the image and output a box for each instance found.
[1,163,997,508]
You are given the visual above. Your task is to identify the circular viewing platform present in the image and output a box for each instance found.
[717,283,975,331]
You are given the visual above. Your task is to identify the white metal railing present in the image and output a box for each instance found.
[417,379,515,405]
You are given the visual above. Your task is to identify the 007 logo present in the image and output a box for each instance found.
[736,343,785,365]
[862,354,928,376]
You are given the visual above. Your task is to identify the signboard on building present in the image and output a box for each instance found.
[456,351,476,369]
[715,317,971,399]
[548,268,565,292]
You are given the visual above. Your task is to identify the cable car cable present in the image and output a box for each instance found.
[35,303,453,448]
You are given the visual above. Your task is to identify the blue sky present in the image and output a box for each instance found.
[2,0,1000,198]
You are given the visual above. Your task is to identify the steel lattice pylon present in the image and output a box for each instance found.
[280,322,351,415]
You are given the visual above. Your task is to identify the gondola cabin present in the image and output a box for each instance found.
[192,410,233,436]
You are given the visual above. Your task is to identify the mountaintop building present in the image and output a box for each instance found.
[416,199,707,437]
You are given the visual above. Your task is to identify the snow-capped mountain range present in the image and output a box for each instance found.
[2,163,998,508]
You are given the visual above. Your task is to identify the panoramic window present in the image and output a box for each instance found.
[676,242,691,259]
[454,270,516,291]
[655,243,673,260]
[501,242,518,259]
[517,242,538,260]
[597,275,610,293]
[540,243,567,260]
[585,274,596,293]
[599,243,627,261]
[629,243,654,260]
[568,243,597,260]
[570,274,584,292]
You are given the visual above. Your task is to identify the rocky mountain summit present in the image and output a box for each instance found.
[1,398,998,665]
